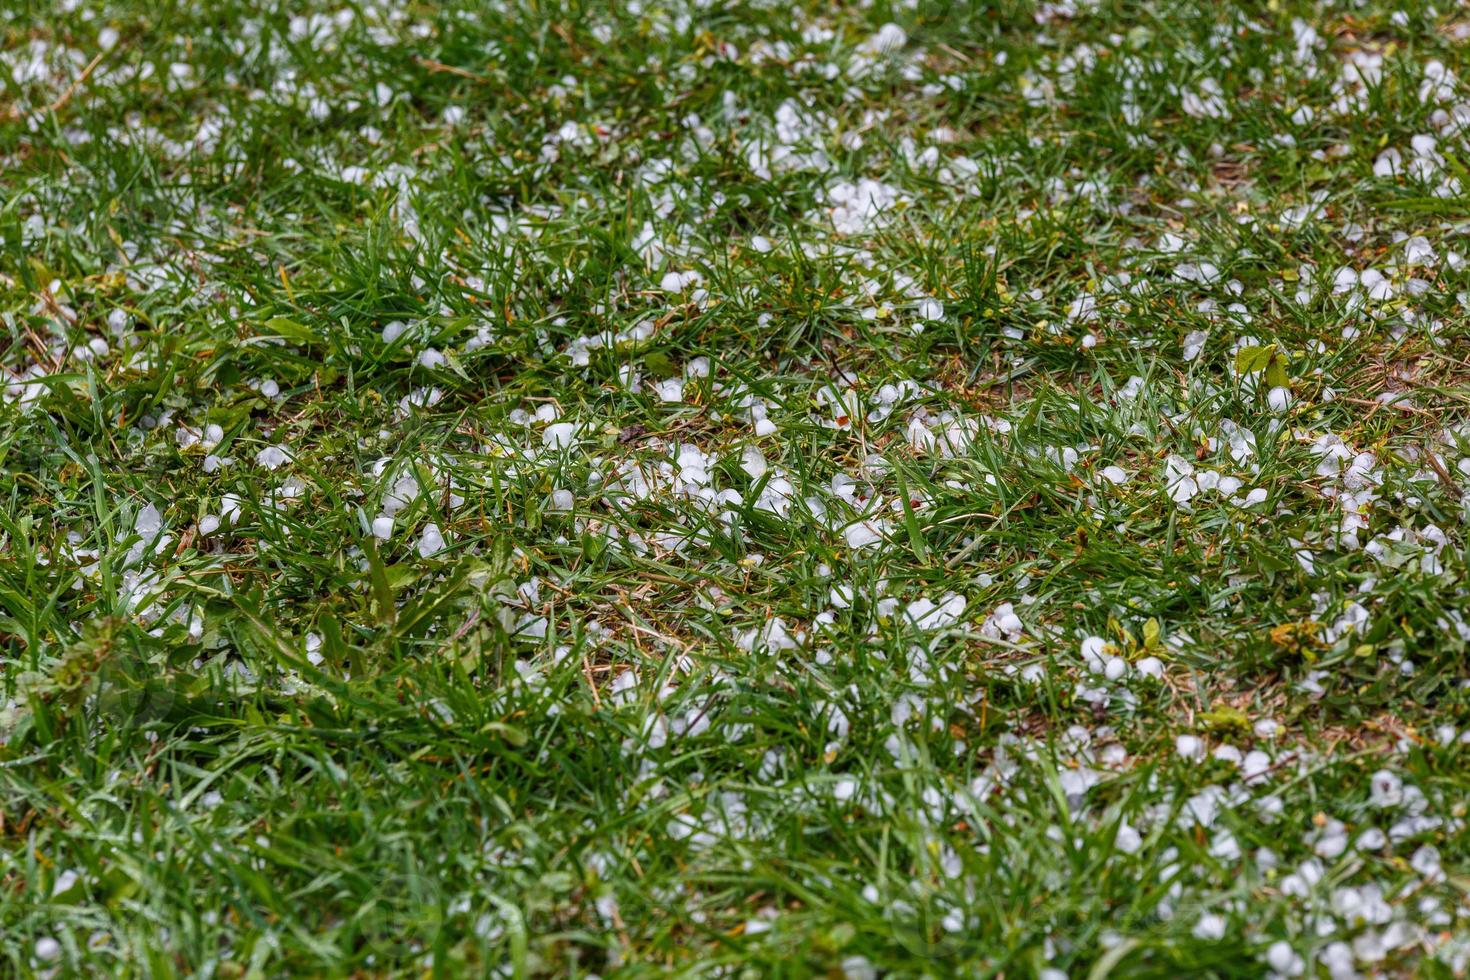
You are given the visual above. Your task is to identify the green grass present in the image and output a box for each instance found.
[3,0,1470,975]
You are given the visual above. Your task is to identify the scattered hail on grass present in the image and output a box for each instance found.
[2,0,1470,975]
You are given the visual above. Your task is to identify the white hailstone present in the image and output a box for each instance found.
[1411,844,1443,881]
[1209,828,1241,861]
[1080,635,1109,673]
[1100,465,1129,484]
[1355,827,1386,851]
[861,22,907,55]
[1266,386,1294,412]
[1182,78,1230,119]
[1319,942,1354,978]
[906,593,965,631]
[659,270,702,293]
[1115,375,1146,401]
[1156,231,1187,253]
[304,632,324,666]
[754,417,777,436]
[382,321,409,343]
[1058,768,1096,800]
[381,476,419,516]
[737,617,800,653]
[543,422,576,449]
[1242,750,1272,783]
[1114,822,1143,853]
[830,584,853,609]
[221,493,244,525]
[135,503,163,536]
[1402,236,1436,266]
[416,523,445,558]
[832,776,858,801]
[1266,940,1302,975]
[653,378,684,402]
[844,521,883,549]
[916,298,944,321]
[1253,718,1279,738]
[1192,912,1227,941]
[631,221,664,266]
[1067,293,1097,322]
[1312,820,1349,859]
[256,445,289,469]
[739,446,767,479]
[1331,266,1359,294]
[824,179,903,234]
[1368,769,1403,808]
[1359,267,1394,301]
[371,515,394,540]
[991,603,1024,636]
[1353,932,1387,965]
[1176,734,1206,762]
[750,235,773,253]
[416,348,446,369]
[1242,487,1269,507]
[76,336,110,361]
[1103,656,1127,681]
[199,515,221,536]
[549,489,574,511]
[35,937,61,962]
[1135,656,1164,679]
[1164,455,1199,505]
[272,475,304,503]
[1174,261,1220,285]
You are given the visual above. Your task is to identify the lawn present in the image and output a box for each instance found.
[2,0,1470,975]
